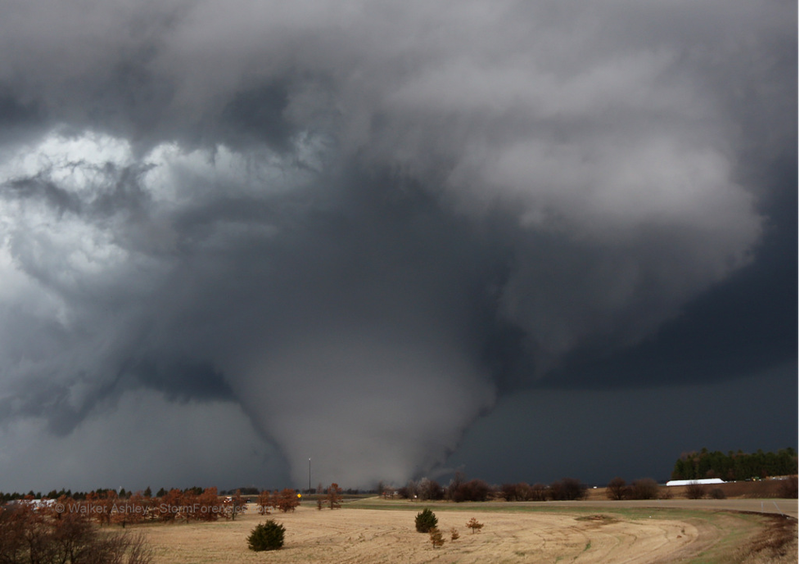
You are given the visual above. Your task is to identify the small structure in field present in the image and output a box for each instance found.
[665,478,724,487]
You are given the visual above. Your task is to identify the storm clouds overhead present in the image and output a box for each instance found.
[0,1,795,491]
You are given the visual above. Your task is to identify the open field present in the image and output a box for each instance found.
[136,498,797,563]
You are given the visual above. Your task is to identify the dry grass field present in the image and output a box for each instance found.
[135,497,797,564]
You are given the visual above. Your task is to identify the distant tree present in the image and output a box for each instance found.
[446,472,465,501]
[466,517,484,534]
[450,527,460,541]
[418,479,444,501]
[451,479,491,502]
[154,489,184,522]
[606,477,627,500]
[529,483,548,501]
[257,490,273,515]
[629,479,658,500]
[85,490,116,526]
[143,487,152,498]
[275,489,300,513]
[501,482,530,501]
[327,483,343,510]
[685,482,706,499]
[192,487,224,522]
[549,478,587,501]
[415,508,438,533]
[515,482,531,501]
[226,489,247,521]
[500,483,517,501]
[112,492,147,528]
[709,488,726,499]
[156,488,167,498]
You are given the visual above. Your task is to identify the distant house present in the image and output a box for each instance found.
[665,478,725,487]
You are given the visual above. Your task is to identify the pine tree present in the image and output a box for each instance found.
[415,508,438,533]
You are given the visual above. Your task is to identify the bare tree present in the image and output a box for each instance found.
[606,477,627,500]
[327,483,343,510]
[530,483,548,501]
[629,479,658,500]
[225,489,247,520]
[685,482,706,499]
[549,478,587,501]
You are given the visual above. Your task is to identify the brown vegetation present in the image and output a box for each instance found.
[326,483,343,510]
[628,478,659,500]
[224,490,247,520]
[428,527,444,548]
[0,500,152,564]
[549,478,587,500]
[275,489,300,513]
[466,517,484,534]
[130,499,796,563]
[256,490,272,515]
[606,477,627,500]
[740,515,797,562]
[777,476,798,499]
[685,482,707,499]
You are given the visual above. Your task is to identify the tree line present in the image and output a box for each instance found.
[671,447,797,481]
[1,486,204,504]
[392,475,591,502]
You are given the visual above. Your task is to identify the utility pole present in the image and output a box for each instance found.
[308,458,311,493]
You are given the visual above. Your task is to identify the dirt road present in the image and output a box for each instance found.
[507,498,799,519]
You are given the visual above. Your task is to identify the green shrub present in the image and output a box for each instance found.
[247,520,285,551]
[415,508,438,533]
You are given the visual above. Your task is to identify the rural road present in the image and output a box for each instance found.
[536,498,799,519]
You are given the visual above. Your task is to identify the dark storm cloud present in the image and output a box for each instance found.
[535,154,798,390]
[0,0,794,490]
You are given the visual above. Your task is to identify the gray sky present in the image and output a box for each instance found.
[0,0,795,492]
